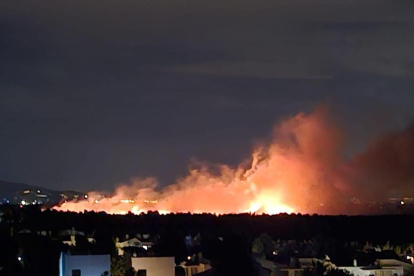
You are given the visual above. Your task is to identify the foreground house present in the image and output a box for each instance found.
[116,237,154,256]
[59,253,110,276]
[131,256,175,276]
[179,252,212,276]
[339,265,403,276]
[339,259,405,276]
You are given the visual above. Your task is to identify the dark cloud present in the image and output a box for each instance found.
[1,0,414,191]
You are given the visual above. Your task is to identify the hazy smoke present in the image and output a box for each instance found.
[55,108,414,215]
[340,122,414,202]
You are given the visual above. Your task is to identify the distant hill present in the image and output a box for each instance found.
[0,180,85,207]
[0,180,52,198]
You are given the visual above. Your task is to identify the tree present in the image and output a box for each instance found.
[125,267,136,276]
[252,238,264,254]
[111,256,127,276]
[259,233,275,255]
[311,259,350,276]
[252,233,275,256]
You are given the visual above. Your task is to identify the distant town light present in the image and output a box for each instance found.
[401,201,405,205]
[273,251,278,255]
[143,245,148,250]
[37,189,41,194]
[84,194,88,199]
[407,255,410,260]
[21,200,27,205]
[187,256,191,261]
[94,199,99,204]
[17,256,22,261]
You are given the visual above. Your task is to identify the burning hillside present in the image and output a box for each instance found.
[55,108,414,215]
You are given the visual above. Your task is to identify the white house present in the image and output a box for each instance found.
[115,237,154,256]
[377,259,414,276]
[179,252,212,276]
[338,258,405,276]
[339,266,403,276]
[180,263,212,276]
[131,257,175,276]
[59,253,110,276]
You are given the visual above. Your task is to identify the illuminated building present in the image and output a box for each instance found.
[59,253,110,276]
[131,257,175,276]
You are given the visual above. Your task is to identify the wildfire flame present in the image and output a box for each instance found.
[54,108,353,215]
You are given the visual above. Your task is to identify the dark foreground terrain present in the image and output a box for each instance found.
[1,205,413,276]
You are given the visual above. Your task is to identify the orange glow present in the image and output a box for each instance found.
[247,194,295,215]
[55,109,345,215]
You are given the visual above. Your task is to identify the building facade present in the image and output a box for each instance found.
[59,253,110,276]
[131,257,175,276]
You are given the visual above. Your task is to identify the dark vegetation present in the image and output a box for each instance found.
[0,205,412,276]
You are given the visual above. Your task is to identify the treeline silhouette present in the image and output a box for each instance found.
[18,208,413,244]
[1,205,412,276]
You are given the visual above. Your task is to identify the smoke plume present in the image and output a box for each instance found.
[55,108,414,215]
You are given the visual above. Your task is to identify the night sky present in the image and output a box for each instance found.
[1,0,414,192]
